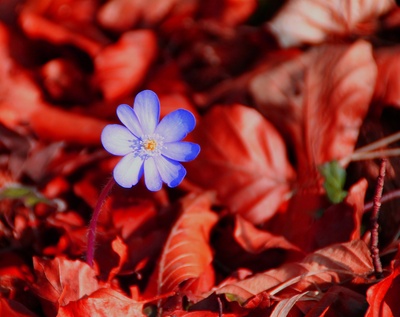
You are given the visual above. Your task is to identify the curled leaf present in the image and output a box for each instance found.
[147,193,218,296]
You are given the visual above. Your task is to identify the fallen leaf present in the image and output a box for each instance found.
[214,240,373,305]
[0,298,38,317]
[107,236,128,283]
[251,40,377,174]
[19,12,102,57]
[199,0,257,26]
[312,178,368,250]
[168,311,236,317]
[146,192,218,297]
[0,24,44,129]
[373,47,400,108]
[267,0,395,47]
[251,40,377,249]
[270,291,310,317]
[40,58,95,104]
[57,288,145,317]
[94,30,157,100]
[366,260,400,317]
[234,215,302,255]
[21,0,99,25]
[31,257,100,315]
[0,252,33,284]
[30,105,108,145]
[305,286,368,317]
[187,104,295,224]
[98,0,182,32]
[46,211,88,256]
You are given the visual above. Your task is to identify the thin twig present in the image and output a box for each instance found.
[347,148,400,162]
[352,131,400,154]
[86,177,115,267]
[339,130,400,166]
[340,148,400,166]
[370,159,386,279]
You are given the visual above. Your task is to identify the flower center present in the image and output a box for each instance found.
[143,139,157,151]
[131,134,164,160]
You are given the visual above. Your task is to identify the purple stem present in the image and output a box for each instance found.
[370,159,386,279]
[86,177,115,267]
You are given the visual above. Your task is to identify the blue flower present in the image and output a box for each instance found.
[101,90,200,191]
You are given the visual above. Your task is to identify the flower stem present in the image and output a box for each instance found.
[86,177,115,267]
[370,159,385,280]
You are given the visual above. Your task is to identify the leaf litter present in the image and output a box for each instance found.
[1,1,400,316]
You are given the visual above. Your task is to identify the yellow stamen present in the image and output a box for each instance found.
[144,139,157,151]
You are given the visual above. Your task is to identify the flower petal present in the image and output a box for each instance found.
[113,153,144,188]
[162,142,200,162]
[133,90,160,135]
[144,157,162,191]
[155,109,196,142]
[154,156,186,188]
[101,124,136,156]
[116,104,143,137]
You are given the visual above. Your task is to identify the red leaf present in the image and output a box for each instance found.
[0,25,108,146]
[21,0,99,25]
[111,199,158,240]
[312,178,368,249]
[19,12,102,57]
[267,0,395,47]
[0,24,44,129]
[98,0,181,32]
[215,240,373,305]
[46,211,87,256]
[305,286,368,317]
[373,47,400,108]
[40,58,94,104]
[251,40,377,249]
[0,299,37,317]
[270,291,309,317]
[30,105,108,145]
[94,30,157,100]
[187,104,295,224]
[57,288,145,317]
[234,215,302,255]
[31,257,100,314]
[366,260,400,317]
[0,252,33,283]
[170,311,236,317]
[146,193,218,297]
[251,40,377,174]
[108,236,128,283]
[200,0,257,26]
